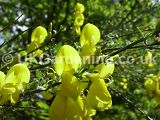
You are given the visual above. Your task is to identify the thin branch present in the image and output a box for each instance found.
[30,63,51,70]
[106,33,153,58]
[0,28,29,49]
[102,41,160,52]
[106,0,138,35]
[0,104,37,109]
[0,14,23,32]
[59,0,70,25]
[23,82,61,96]
[109,87,153,120]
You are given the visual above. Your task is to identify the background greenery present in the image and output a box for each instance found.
[0,0,160,120]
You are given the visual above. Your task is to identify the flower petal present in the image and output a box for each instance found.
[80,23,100,47]
[61,72,84,99]
[5,64,30,90]
[49,94,67,120]
[54,45,81,76]
[86,78,112,111]
[31,26,48,44]
[95,63,115,78]
[0,71,5,91]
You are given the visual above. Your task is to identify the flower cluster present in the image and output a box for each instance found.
[144,73,160,101]
[49,23,114,120]
[27,26,48,58]
[120,78,128,89]
[0,64,30,105]
[0,3,114,119]
[74,2,85,35]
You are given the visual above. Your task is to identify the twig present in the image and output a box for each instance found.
[0,14,23,32]
[23,82,61,96]
[30,63,51,70]
[109,87,153,120]
[107,33,153,58]
[102,41,160,52]
[0,28,29,49]
[106,0,138,35]
[0,104,37,109]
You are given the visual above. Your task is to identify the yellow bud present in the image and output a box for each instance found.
[145,51,154,67]
[122,78,127,83]
[54,45,81,76]
[75,3,85,13]
[74,14,84,26]
[80,23,100,47]
[123,84,127,89]
[144,78,158,92]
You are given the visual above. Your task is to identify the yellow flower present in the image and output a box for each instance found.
[66,96,85,120]
[27,41,39,52]
[145,51,154,67]
[49,94,67,120]
[5,64,30,90]
[0,71,5,92]
[120,78,128,89]
[80,23,100,47]
[0,84,20,104]
[54,45,81,76]
[27,26,48,57]
[75,3,85,13]
[31,26,48,45]
[61,72,87,99]
[27,41,43,57]
[94,63,115,78]
[0,64,30,105]
[49,94,86,120]
[79,23,100,64]
[83,107,96,120]
[86,76,112,111]
[83,63,113,111]
[80,45,96,64]
[144,76,158,92]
